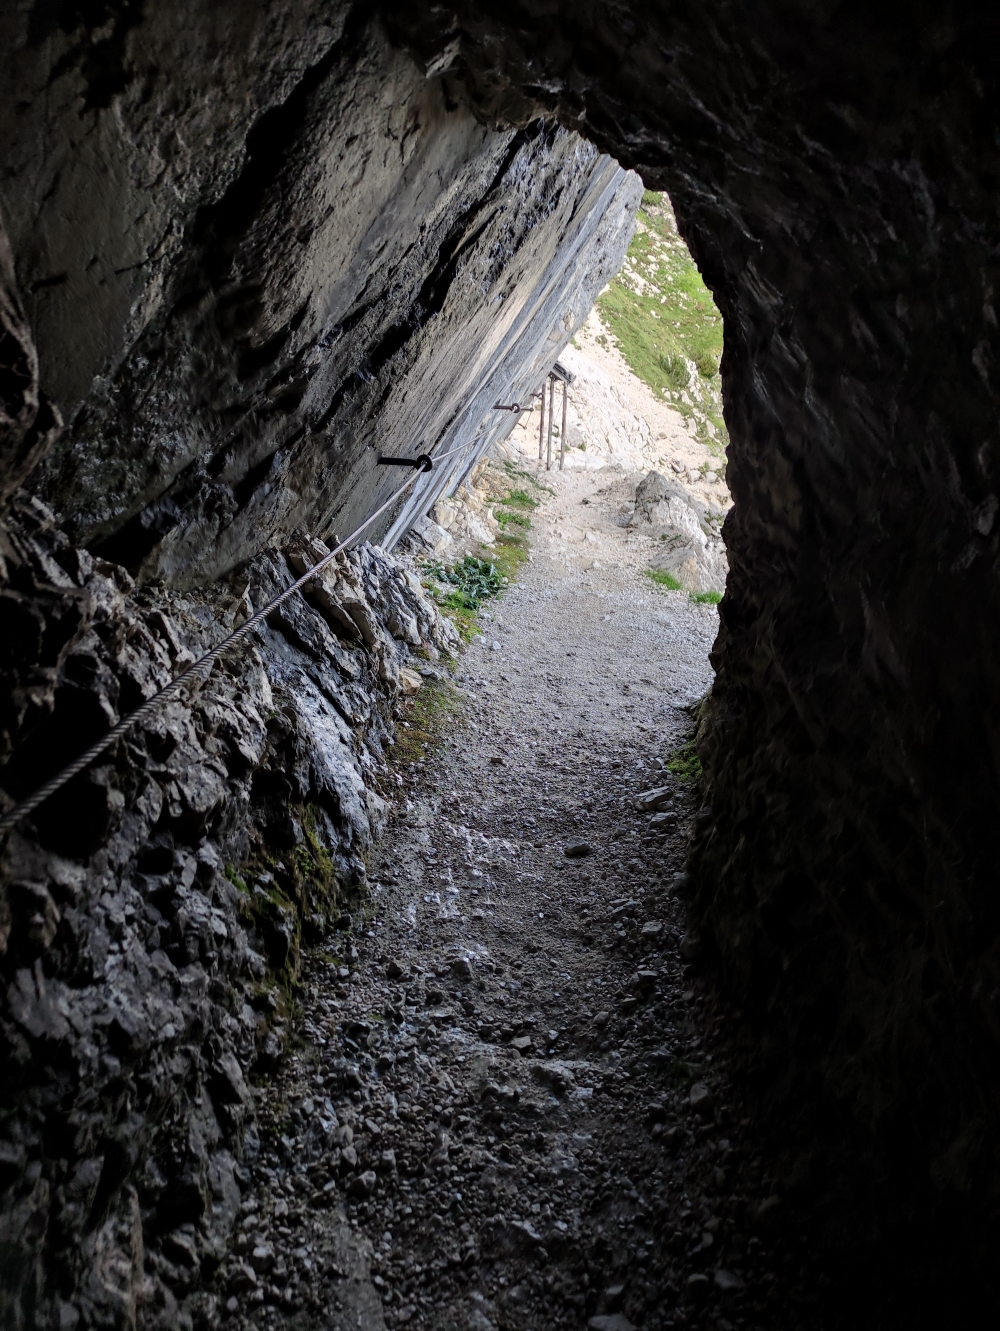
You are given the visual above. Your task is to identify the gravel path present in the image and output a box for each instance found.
[223,464,805,1331]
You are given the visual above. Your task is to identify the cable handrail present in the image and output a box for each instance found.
[0,438,473,839]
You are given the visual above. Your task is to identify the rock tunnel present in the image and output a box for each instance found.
[1,3,998,1327]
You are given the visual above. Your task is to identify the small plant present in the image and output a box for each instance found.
[502,488,538,510]
[495,508,531,531]
[659,352,689,391]
[665,739,702,784]
[424,555,506,610]
[689,590,722,605]
[641,189,664,208]
[644,568,682,591]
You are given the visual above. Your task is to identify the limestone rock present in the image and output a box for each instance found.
[398,667,423,696]
[630,471,727,593]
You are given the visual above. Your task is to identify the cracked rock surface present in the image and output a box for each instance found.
[0,497,459,1329]
[3,1,1000,1318]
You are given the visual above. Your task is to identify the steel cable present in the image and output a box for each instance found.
[0,437,476,839]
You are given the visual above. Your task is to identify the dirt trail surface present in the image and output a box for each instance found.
[225,467,804,1331]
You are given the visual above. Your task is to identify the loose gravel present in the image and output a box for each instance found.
[220,462,815,1331]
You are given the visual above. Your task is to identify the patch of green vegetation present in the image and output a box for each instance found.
[598,225,722,390]
[421,547,526,642]
[689,590,723,605]
[231,801,343,976]
[393,678,460,766]
[299,805,336,895]
[502,461,551,494]
[438,600,480,642]
[596,196,727,447]
[425,555,506,610]
[644,568,682,591]
[665,739,702,784]
[489,532,529,583]
[225,864,249,894]
[501,488,538,510]
[495,508,531,531]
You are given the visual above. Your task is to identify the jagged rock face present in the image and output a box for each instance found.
[0,8,641,1322]
[382,0,1000,1274]
[2,0,1000,1316]
[0,495,459,1327]
[2,8,637,588]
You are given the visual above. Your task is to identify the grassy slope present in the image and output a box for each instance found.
[596,192,727,452]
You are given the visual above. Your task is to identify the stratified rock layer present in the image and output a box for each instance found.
[2,0,999,1320]
[0,9,641,1323]
[3,11,636,588]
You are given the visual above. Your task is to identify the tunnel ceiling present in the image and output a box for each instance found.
[2,0,999,1313]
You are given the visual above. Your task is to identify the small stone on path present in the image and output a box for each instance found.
[398,667,422,695]
[690,1081,714,1115]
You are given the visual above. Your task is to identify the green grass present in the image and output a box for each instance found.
[689,590,723,605]
[502,461,552,494]
[393,678,460,766]
[488,532,529,582]
[597,198,727,446]
[665,739,702,784]
[644,568,682,591]
[495,508,531,531]
[501,488,538,510]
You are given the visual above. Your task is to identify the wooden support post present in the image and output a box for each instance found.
[560,377,568,470]
[546,374,555,471]
[538,383,546,463]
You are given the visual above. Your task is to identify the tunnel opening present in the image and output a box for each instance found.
[1,6,999,1329]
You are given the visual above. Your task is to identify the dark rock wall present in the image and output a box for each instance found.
[0,491,463,1330]
[0,6,640,1325]
[382,0,1000,1285]
[3,0,1000,1319]
[2,6,636,588]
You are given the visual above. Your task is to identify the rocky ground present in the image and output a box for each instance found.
[217,461,824,1331]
